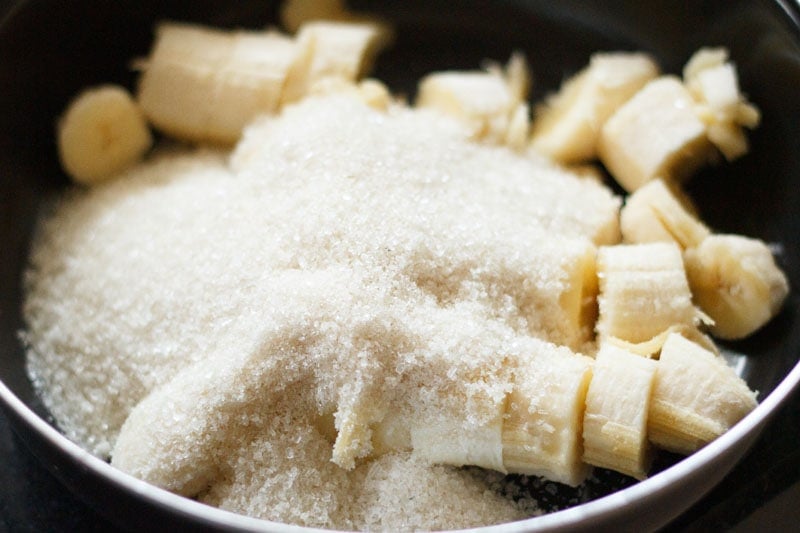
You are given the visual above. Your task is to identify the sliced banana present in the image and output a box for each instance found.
[684,234,789,340]
[416,54,531,147]
[649,332,757,454]
[598,76,712,192]
[620,178,710,248]
[596,242,701,344]
[684,47,760,161]
[57,84,152,185]
[583,344,657,479]
[281,20,390,105]
[530,52,659,164]
[137,23,300,144]
[502,349,594,486]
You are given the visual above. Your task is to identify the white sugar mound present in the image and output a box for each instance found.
[24,94,619,530]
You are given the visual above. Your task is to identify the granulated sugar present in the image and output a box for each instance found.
[24,94,620,530]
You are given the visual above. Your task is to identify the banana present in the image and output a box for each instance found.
[530,52,659,164]
[137,23,301,144]
[306,77,393,111]
[602,324,718,359]
[684,234,789,340]
[596,242,701,344]
[683,48,761,161]
[502,348,594,486]
[57,85,152,185]
[620,179,710,248]
[281,20,391,105]
[558,242,600,348]
[416,54,531,147]
[648,332,757,454]
[582,344,657,479]
[598,76,712,192]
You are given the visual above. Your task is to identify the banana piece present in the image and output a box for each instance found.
[416,54,531,147]
[598,76,712,192]
[602,324,719,359]
[649,332,758,454]
[281,20,391,105]
[307,77,392,111]
[620,179,711,248]
[502,349,594,486]
[583,344,657,479]
[684,48,760,161]
[684,234,789,340]
[558,242,600,348]
[531,52,659,164]
[137,23,300,144]
[57,85,152,185]
[596,242,701,344]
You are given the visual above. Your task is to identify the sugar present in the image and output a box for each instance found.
[24,94,620,530]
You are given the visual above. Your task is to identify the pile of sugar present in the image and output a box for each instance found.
[24,94,620,530]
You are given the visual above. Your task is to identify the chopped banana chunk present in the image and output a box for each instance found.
[684,47,760,161]
[531,52,659,163]
[596,242,701,344]
[57,85,152,185]
[649,333,757,454]
[583,344,657,479]
[684,234,789,340]
[282,20,390,104]
[620,179,710,248]
[416,54,531,147]
[599,76,712,192]
[137,23,300,144]
[502,349,594,486]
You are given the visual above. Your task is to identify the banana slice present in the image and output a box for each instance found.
[416,54,531,147]
[502,349,594,486]
[137,23,300,144]
[684,234,789,340]
[281,20,390,105]
[583,344,657,479]
[57,85,152,185]
[684,47,760,161]
[598,76,712,192]
[596,242,701,344]
[531,52,659,164]
[620,179,711,248]
[649,332,757,454]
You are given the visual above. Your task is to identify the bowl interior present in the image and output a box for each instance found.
[1,0,800,527]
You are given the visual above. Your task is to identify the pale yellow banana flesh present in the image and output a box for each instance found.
[620,178,710,248]
[649,333,757,454]
[596,242,700,344]
[416,54,531,148]
[583,345,657,479]
[684,234,790,340]
[599,76,712,192]
[282,20,390,105]
[137,23,299,144]
[57,85,152,185]
[530,52,659,163]
[684,47,760,161]
[502,350,594,486]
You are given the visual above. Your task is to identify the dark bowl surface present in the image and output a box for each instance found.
[2,0,800,531]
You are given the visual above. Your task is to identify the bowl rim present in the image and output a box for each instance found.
[2,358,799,532]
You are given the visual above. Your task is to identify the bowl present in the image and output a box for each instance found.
[1,0,800,531]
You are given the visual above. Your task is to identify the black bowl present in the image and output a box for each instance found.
[1,0,800,531]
